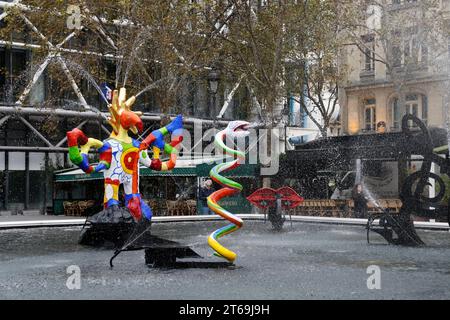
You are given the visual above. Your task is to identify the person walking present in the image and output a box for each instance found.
[352,183,368,218]
[198,179,215,215]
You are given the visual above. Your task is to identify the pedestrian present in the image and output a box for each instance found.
[352,183,368,218]
[198,179,215,215]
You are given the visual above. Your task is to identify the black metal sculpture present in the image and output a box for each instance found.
[367,114,450,245]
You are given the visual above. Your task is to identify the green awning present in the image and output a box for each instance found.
[55,162,259,182]
[55,166,197,182]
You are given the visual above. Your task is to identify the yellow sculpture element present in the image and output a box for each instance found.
[152,146,160,160]
[80,138,103,154]
[107,88,142,144]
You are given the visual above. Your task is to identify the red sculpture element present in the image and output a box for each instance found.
[247,187,304,210]
[127,196,142,220]
[120,110,143,133]
[67,128,89,147]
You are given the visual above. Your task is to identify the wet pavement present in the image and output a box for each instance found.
[1,221,450,299]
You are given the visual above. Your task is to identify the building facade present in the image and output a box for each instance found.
[340,0,449,136]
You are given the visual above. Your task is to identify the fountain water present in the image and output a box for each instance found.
[16,55,56,106]
[135,77,173,98]
[61,58,110,106]
[122,30,150,87]
[353,160,385,213]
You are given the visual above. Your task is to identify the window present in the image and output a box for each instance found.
[422,95,428,124]
[391,98,401,129]
[0,49,28,102]
[403,39,411,63]
[392,0,418,4]
[405,94,427,126]
[364,99,376,131]
[362,35,375,73]
[390,93,427,130]
[392,45,402,68]
[364,43,375,72]
[391,28,428,68]
[390,29,402,68]
[404,35,424,66]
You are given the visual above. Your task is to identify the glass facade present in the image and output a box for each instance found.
[0,150,58,211]
[0,48,27,102]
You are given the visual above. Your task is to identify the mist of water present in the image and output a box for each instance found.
[354,159,385,214]
[122,30,150,87]
[61,58,110,106]
[135,77,172,98]
[245,122,266,129]
[363,185,386,213]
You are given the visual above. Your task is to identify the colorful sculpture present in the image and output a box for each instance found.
[67,88,183,222]
[247,187,303,231]
[207,121,250,262]
[247,187,304,210]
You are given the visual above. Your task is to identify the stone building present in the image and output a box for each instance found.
[340,0,450,135]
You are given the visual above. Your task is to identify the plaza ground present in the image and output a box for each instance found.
[1,220,450,299]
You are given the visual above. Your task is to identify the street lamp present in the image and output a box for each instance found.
[208,68,220,95]
[208,67,220,118]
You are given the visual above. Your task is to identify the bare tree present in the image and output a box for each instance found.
[286,0,352,138]
[213,1,295,128]
[0,0,229,118]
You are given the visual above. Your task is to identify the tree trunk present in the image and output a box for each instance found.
[262,122,273,188]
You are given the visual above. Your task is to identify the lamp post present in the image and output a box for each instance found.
[208,67,220,119]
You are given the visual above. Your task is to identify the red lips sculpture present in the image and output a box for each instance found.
[247,187,304,209]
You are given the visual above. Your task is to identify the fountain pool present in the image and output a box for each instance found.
[1,221,450,299]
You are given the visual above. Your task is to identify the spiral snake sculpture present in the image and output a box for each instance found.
[207,121,250,262]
